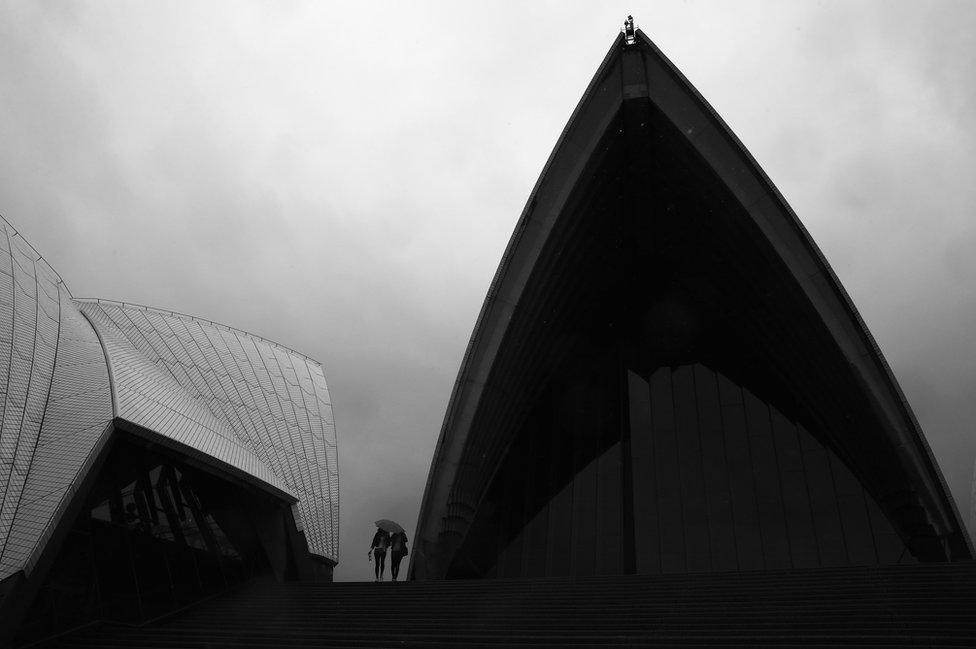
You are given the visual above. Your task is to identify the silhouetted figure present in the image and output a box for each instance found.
[369,528,391,581]
[389,530,408,581]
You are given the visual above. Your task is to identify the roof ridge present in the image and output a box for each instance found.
[73,297,324,368]
[0,213,70,292]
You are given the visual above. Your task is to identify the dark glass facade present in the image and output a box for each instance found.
[14,439,296,643]
[414,30,974,581]
[448,362,911,579]
[0,217,339,643]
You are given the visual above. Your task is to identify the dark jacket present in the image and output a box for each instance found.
[371,529,391,554]
[389,531,408,558]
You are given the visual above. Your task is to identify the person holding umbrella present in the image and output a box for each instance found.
[368,524,391,581]
[374,520,408,581]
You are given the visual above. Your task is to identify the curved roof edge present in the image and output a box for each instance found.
[0,217,115,581]
[0,214,69,290]
[113,418,297,504]
[77,298,340,561]
[73,297,326,368]
[0,220,324,371]
[0,214,340,576]
[413,34,627,563]
[413,29,972,571]
[629,29,970,555]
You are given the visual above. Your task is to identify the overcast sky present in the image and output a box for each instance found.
[2,1,975,581]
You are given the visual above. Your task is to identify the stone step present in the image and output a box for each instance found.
[42,562,976,649]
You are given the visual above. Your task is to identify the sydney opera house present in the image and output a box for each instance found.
[1,18,975,648]
[0,221,338,640]
[410,27,973,580]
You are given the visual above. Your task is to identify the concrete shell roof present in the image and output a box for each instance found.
[78,299,339,561]
[0,219,113,581]
[412,30,972,572]
[0,216,339,581]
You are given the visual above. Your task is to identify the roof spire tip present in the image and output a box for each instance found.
[623,15,636,45]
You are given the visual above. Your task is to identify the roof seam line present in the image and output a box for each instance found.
[78,308,118,418]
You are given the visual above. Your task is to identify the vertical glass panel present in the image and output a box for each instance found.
[627,370,659,574]
[571,454,599,576]
[91,518,141,622]
[522,427,550,578]
[673,365,709,572]
[770,407,818,568]
[166,542,202,606]
[499,447,526,578]
[457,496,503,580]
[569,375,601,577]
[742,389,790,569]
[829,453,878,565]
[546,413,574,577]
[446,359,923,578]
[194,552,226,595]
[650,367,685,573]
[864,495,911,564]
[546,480,574,577]
[798,424,847,566]
[718,374,762,571]
[91,501,112,523]
[483,559,498,579]
[521,504,550,578]
[206,514,241,558]
[121,481,148,535]
[695,365,735,571]
[130,528,175,619]
[596,441,622,574]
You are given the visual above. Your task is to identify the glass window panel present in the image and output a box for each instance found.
[130,533,174,619]
[865,494,910,564]
[120,481,151,535]
[567,373,601,577]
[717,375,763,571]
[205,514,241,558]
[771,408,818,568]
[521,426,550,578]
[91,521,141,622]
[798,426,847,567]
[91,501,111,523]
[627,370,660,574]
[694,365,736,571]
[650,367,684,573]
[742,389,790,569]
[498,448,526,579]
[673,365,709,572]
[545,408,574,577]
[521,504,549,578]
[596,441,622,574]
[546,479,574,577]
[571,454,598,576]
[829,453,877,565]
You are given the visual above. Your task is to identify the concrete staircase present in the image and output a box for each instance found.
[41,562,976,647]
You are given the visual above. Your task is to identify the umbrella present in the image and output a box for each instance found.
[375,519,404,534]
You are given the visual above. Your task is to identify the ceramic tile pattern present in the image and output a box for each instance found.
[78,301,339,561]
[0,217,339,580]
[0,220,113,580]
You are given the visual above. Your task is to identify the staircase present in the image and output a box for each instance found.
[41,562,976,647]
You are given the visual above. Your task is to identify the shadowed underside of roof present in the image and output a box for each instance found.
[77,299,339,561]
[412,29,971,579]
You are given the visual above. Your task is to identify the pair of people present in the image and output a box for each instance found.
[368,528,408,581]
